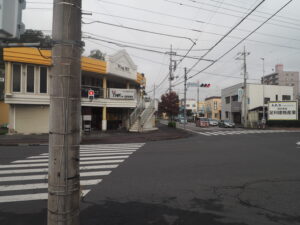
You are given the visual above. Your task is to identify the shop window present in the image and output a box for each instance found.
[282,95,291,101]
[26,65,35,93]
[12,64,21,92]
[40,67,47,93]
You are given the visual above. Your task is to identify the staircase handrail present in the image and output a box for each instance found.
[129,100,145,127]
[140,100,156,126]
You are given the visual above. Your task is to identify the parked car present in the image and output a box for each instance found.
[219,120,235,128]
[179,118,187,124]
[208,118,219,126]
[196,117,209,127]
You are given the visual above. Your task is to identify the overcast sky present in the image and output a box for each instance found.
[24,0,300,100]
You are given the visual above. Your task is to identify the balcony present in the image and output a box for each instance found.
[231,101,241,112]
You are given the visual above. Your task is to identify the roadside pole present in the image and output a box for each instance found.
[243,46,249,128]
[261,57,266,129]
[197,80,199,116]
[184,68,187,130]
[48,1,82,225]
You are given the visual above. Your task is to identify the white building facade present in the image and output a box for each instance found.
[221,83,294,126]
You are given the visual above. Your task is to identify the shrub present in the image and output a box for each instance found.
[168,121,176,128]
[267,120,300,127]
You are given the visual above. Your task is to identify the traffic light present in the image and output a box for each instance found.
[200,83,211,88]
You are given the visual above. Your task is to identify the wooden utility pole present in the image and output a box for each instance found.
[48,0,82,225]
[243,46,249,128]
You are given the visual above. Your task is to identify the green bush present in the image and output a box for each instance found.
[267,120,300,127]
[168,121,176,128]
[0,128,8,135]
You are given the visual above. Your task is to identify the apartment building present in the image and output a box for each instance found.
[204,96,221,120]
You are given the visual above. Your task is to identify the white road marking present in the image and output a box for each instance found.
[0,171,111,182]
[0,164,118,175]
[0,179,102,192]
[29,152,133,159]
[14,155,129,163]
[0,190,91,203]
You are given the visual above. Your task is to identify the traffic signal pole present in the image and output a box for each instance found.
[48,1,82,225]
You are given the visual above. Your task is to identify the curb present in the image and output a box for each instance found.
[0,143,48,147]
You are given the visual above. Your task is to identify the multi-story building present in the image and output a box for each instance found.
[3,47,152,134]
[180,99,197,115]
[262,64,299,101]
[204,96,221,120]
[221,83,294,126]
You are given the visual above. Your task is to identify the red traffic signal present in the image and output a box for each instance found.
[200,83,211,88]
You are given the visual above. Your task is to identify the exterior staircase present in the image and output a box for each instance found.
[129,100,157,132]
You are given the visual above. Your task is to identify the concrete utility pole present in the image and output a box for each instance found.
[197,80,199,115]
[184,68,187,130]
[242,46,250,128]
[261,57,266,128]
[167,45,177,93]
[48,0,82,225]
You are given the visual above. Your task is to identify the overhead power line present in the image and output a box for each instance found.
[82,20,196,44]
[83,35,213,61]
[173,0,294,89]
[165,0,300,29]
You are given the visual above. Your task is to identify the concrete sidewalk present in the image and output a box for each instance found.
[0,124,191,146]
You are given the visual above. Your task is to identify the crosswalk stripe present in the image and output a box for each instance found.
[40,150,136,156]
[0,179,102,192]
[14,155,129,163]
[0,171,111,182]
[29,152,133,159]
[0,164,118,175]
[0,160,125,169]
[0,190,91,203]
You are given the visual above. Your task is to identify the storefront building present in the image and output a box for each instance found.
[3,48,146,134]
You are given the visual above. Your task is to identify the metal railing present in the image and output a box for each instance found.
[140,100,155,126]
[129,99,145,127]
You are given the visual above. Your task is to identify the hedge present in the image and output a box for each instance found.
[267,120,300,127]
[168,121,176,128]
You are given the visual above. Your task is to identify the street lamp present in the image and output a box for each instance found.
[261,58,266,128]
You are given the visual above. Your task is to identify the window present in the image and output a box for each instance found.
[214,113,218,118]
[186,104,190,107]
[276,95,278,101]
[225,96,230,104]
[225,111,229,118]
[231,95,238,102]
[26,65,35,93]
[264,97,270,104]
[282,95,291,101]
[214,101,217,110]
[40,67,47,93]
[12,64,21,92]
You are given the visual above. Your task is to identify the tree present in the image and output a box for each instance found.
[158,91,179,120]
[89,49,106,60]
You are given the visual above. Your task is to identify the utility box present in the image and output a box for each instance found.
[0,0,26,39]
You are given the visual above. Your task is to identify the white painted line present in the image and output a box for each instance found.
[0,189,90,203]
[0,180,102,192]
[14,155,129,163]
[197,132,212,136]
[80,159,125,165]
[296,142,300,146]
[0,164,118,175]
[29,152,133,159]
[40,150,136,156]
[0,171,111,182]
[0,160,124,169]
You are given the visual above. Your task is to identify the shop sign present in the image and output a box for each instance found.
[268,101,298,120]
[109,88,135,100]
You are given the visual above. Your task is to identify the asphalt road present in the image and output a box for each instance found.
[0,131,300,225]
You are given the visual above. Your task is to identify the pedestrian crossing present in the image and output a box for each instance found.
[0,143,145,203]
[196,130,300,136]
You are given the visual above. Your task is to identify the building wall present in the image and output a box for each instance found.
[0,101,9,125]
[205,98,221,120]
[221,82,294,122]
[10,105,49,134]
